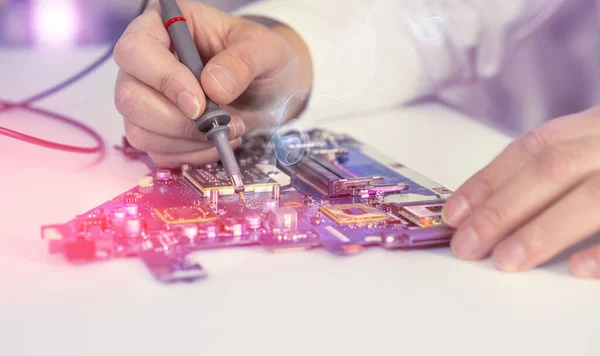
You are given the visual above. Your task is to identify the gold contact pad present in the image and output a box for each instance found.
[155,206,217,225]
[320,204,391,225]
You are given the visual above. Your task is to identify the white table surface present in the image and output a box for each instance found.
[1,48,599,356]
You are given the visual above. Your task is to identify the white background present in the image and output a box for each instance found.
[0,48,599,356]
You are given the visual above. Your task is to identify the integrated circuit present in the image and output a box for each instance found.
[155,206,217,225]
[320,204,391,225]
[183,165,284,197]
[396,203,445,227]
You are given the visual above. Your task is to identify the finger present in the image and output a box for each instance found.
[113,3,206,119]
[124,121,211,154]
[124,120,245,154]
[489,173,600,272]
[569,244,600,279]
[149,137,243,168]
[201,22,289,105]
[443,108,600,227]
[115,70,200,140]
[450,137,600,260]
[115,71,246,140]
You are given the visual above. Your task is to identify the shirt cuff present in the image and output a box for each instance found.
[232,1,381,128]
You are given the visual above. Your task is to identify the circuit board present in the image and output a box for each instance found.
[42,129,455,283]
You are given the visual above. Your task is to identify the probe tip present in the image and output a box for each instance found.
[237,191,246,203]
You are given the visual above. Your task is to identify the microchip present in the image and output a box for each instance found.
[320,204,390,225]
[432,187,453,195]
[183,166,281,196]
[398,203,444,227]
[155,206,217,225]
[425,205,442,213]
[343,207,368,215]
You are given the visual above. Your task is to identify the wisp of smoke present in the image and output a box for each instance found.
[259,0,451,171]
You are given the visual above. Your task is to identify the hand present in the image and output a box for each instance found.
[442,107,600,278]
[113,0,312,168]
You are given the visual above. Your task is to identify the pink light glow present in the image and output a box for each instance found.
[33,0,79,47]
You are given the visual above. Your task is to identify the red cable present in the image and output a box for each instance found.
[0,100,104,154]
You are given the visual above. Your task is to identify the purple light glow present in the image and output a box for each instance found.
[33,0,79,47]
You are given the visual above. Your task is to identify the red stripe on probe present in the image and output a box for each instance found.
[165,17,186,29]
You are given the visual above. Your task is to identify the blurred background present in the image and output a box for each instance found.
[0,0,255,47]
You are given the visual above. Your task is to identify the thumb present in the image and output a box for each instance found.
[200,29,286,105]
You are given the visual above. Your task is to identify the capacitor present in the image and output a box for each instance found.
[181,164,191,172]
[245,214,261,229]
[262,199,278,212]
[269,207,298,231]
[156,169,172,181]
[124,204,138,217]
[182,224,199,241]
[124,218,141,238]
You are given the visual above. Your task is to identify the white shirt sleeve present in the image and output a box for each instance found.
[233,0,567,125]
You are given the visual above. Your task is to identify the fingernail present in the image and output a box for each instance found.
[207,66,236,95]
[572,256,599,278]
[178,91,200,119]
[443,195,471,226]
[451,225,481,259]
[493,239,527,272]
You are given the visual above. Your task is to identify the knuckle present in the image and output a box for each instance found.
[157,66,187,100]
[249,25,272,43]
[518,224,545,258]
[182,119,200,140]
[156,66,175,97]
[473,203,506,233]
[518,124,554,158]
[124,123,147,151]
[149,153,176,169]
[231,48,256,78]
[113,33,138,67]
[196,150,220,165]
[536,146,576,185]
[469,171,495,198]
[230,137,243,149]
[114,80,140,118]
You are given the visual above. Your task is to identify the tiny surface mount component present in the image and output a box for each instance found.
[42,129,455,283]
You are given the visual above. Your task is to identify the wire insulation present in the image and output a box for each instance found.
[0,0,149,154]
